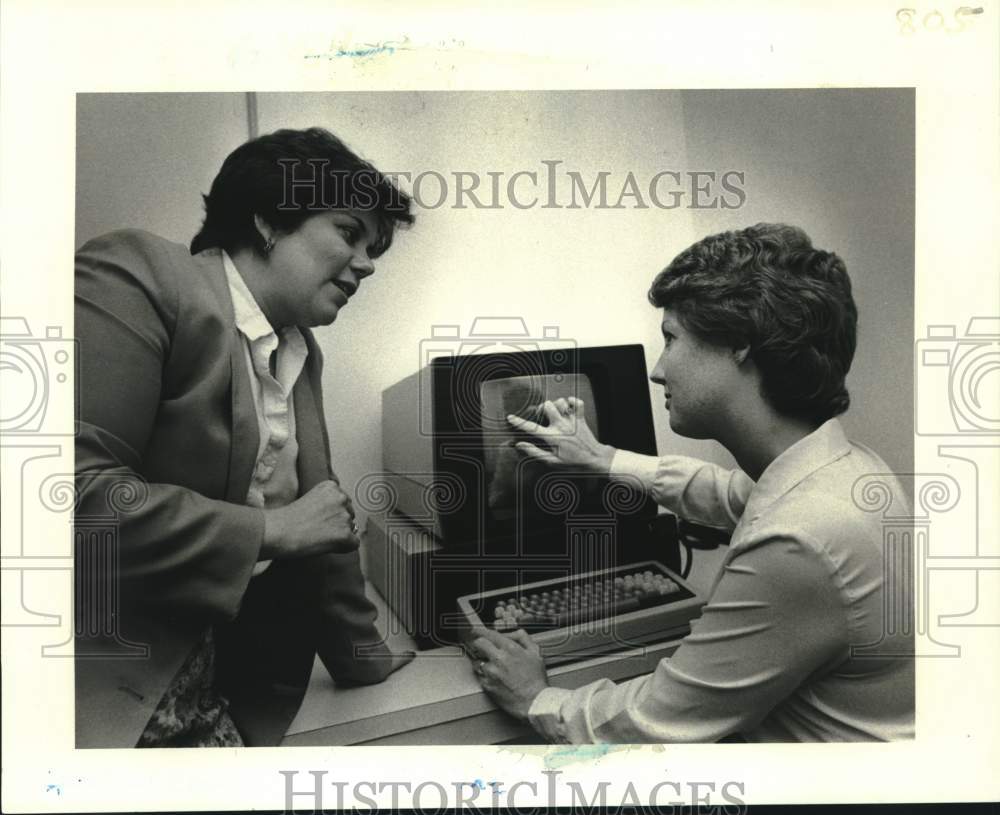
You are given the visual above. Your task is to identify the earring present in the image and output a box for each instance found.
[263,236,276,255]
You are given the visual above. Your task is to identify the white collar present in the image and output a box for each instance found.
[222,250,308,387]
[741,418,852,523]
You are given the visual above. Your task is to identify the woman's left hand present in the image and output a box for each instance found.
[468,628,550,721]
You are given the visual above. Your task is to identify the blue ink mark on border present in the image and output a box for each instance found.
[544,744,624,769]
[305,39,411,62]
[46,784,62,795]
[466,779,503,792]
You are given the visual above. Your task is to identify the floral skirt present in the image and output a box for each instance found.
[136,628,243,748]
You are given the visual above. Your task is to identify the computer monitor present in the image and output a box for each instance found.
[374,340,677,647]
[381,342,660,559]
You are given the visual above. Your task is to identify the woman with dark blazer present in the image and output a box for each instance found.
[74,127,415,747]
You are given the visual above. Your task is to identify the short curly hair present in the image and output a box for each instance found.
[648,224,858,425]
[190,127,414,257]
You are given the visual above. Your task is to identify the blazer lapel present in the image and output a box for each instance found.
[226,336,260,502]
[294,329,333,492]
[192,248,260,503]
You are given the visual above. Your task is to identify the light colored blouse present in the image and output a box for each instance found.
[222,250,307,576]
[528,419,914,742]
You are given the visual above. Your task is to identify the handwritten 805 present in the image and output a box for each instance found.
[897,6,984,34]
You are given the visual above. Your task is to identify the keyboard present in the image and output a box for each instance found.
[458,560,705,665]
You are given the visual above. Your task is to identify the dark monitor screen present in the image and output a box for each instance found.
[427,344,658,555]
[480,372,602,521]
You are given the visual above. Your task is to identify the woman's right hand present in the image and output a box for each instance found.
[507,397,616,475]
[261,479,360,560]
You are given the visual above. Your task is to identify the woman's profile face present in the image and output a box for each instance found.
[649,308,743,440]
[263,208,379,328]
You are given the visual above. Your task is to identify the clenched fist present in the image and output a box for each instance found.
[261,479,360,560]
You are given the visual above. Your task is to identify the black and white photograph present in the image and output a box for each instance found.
[2,3,998,813]
[70,89,917,751]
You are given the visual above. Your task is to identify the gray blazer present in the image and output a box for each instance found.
[74,229,395,747]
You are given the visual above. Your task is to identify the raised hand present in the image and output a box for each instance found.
[506,397,616,474]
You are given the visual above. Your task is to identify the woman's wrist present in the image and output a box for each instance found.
[595,444,617,475]
[261,507,288,560]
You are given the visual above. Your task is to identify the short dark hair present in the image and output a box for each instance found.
[190,127,414,257]
[648,223,858,425]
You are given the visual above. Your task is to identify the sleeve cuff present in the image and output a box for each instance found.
[610,449,662,489]
[527,686,574,743]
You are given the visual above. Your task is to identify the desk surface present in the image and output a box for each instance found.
[282,544,725,745]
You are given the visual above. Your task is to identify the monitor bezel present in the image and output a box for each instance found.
[429,344,659,554]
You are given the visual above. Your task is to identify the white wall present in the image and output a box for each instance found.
[76,93,248,247]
